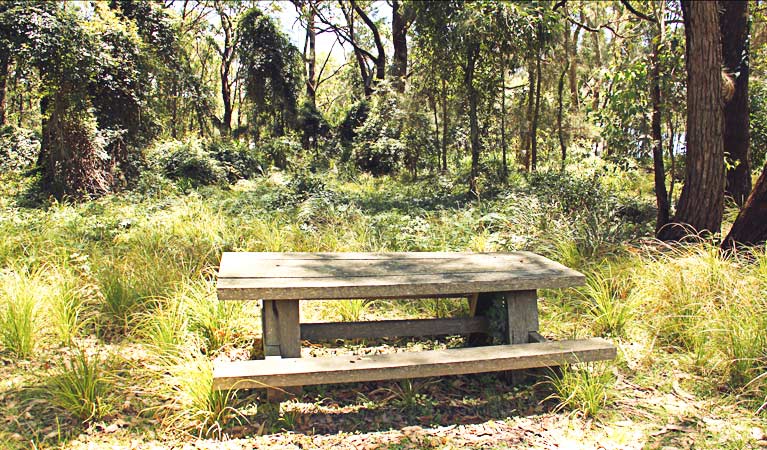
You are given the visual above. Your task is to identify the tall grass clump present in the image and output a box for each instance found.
[47,348,113,422]
[0,269,41,358]
[545,363,614,418]
[158,353,246,438]
[50,276,91,346]
[581,269,634,338]
[185,278,247,355]
[96,268,145,338]
[636,243,767,398]
[137,297,189,359]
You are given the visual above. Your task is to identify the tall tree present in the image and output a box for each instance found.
[391,0,413,92]
[720,0,751,206]
[722,165,767,248]
[658,1,725,240]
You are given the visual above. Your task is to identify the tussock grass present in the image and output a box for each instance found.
[0,268,42,358]
[47,348,113,422]
[545,363,615,418]
[157,353,247,439]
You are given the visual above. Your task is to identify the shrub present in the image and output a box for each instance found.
[0,125,39,172]
[207,139,263,182]
[147,139,226,187]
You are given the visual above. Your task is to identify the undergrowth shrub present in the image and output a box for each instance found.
[147,139,226,187]
[0,125,39,172]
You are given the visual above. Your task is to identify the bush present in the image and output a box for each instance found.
[0,125,39,172]
[148,139,226,187]
[207,139,263,182]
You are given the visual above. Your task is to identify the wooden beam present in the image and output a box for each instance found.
[213,338,617,390]
[300,317,490,341]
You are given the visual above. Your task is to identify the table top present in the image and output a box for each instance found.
[216,251,585,301]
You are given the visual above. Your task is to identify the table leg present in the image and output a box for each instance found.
[504,290,539,385]
[504,290,539,345]
[262,300,301,401]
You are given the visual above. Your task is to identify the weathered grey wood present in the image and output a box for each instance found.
[220,252,574,278]
[213,338,617,390]
[261,300,301,358]
[528,331,548,343]
[506,290,539,345]
[217,252,585,301]
[300,317,490,341]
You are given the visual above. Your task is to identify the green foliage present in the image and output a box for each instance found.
[184,279,245,355]
[238,7,301,138]
[0,269,40,359]
[47,349,113,423]
[0,126,39,172]
[158,353,246,439]
[750,78,767,168]
[50,277,90,346]
[147,139,226,187]
[545,363,614,418]
[581,269,634,338]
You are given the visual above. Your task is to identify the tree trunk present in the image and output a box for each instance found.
[569,23,581,111]
[391,0,408,92]
[305,5,317,104]
[558,62,568,170]
[531,28,543,172]
[441,78,448,172]
[219,10,234,136]
[523,58,535,171]
[651,28,670,232]
[466,42,481,193]
[0,51,8,126]
[722,164,767,248]
[501,54,508,178]
[658,1,725,240]
[720,0,751,206]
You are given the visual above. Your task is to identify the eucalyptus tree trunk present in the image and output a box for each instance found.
[530,28,543,172]
[441,78,448,172]
[720,0,751,206]
[305,5,317,105]
[658,0,724,240]
[501,54,508,178]
[651,25,670,232]
[0,51,8,126]
[466,42,481,193]
[722,165,767,248]
[391,0,408,92]
[558,62,568,170]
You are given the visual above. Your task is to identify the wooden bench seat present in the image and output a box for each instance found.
[213,338,616,390]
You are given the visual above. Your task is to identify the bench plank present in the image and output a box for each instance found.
[300,317,490,341]
[217,252,585,301]
[212,338,616,390]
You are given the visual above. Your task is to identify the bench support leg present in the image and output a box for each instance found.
[262,300,302,402]
[504,290,539,384]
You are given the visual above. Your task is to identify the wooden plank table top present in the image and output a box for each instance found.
[217,251,585,301]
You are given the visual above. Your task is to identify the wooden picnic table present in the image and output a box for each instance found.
[213,251,615,393]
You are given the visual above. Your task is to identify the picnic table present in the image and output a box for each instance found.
[213,252,615,393]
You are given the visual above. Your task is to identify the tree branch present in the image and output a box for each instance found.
[620,0,657,22]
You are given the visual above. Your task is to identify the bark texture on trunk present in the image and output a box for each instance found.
[466,42,481,193]
[391,0,408,92]
[658,1,725,240]
[722,165,767,248]
[720,0,751,206]
[0,51,8,126]
[651,32,670,232]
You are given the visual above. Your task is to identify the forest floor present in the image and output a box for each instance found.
[0,167,765,449]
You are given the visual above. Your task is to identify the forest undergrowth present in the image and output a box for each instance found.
[0,166,764,449]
